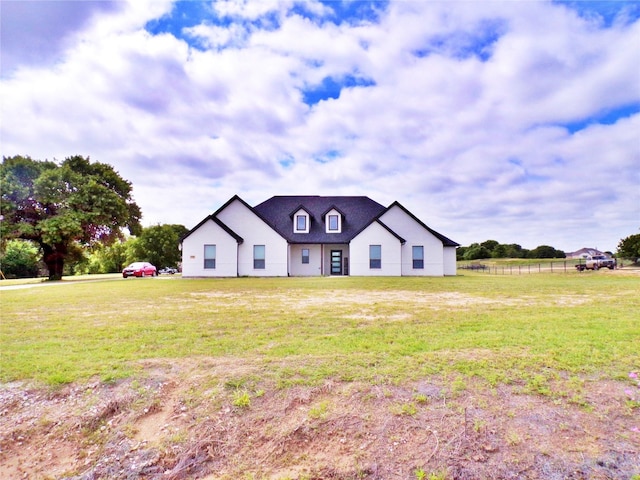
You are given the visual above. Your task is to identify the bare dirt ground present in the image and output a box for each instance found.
[1,358,638,480]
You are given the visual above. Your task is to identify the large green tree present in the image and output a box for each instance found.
[529,245,565,259]
[617,233,640,262]
[127,224,188,269]
[1,155,142,280]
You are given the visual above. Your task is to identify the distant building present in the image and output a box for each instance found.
[565,248,610,259]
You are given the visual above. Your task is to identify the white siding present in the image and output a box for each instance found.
[181,219,238,277]
[350,222,402,276]
[289,244,322,276]
[378,206,445,276]
[217,199,288,276]
[443,246,457,276]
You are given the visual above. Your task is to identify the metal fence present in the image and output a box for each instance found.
[457,259,638,275]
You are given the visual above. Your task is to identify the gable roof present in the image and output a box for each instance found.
[180,214,244,244]
[184,195,458,248]
[253,195,386,244]
[385,201,459,247]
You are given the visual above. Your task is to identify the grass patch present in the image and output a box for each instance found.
[1,275,638,390]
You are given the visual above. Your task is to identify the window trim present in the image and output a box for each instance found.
[301,248,310,264]
[296,215,307,232]
[412,245,424,269]
[325,209,342,233]
[369,244,381,269]
[293,210,310,234]
[204,244,216,269]
[253,245,265,269]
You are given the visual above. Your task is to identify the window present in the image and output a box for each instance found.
[301,248,309,264]
[328,215,339,231]
[296,215,306,231]
[369,245,381,269]
[204,245,216,269]
[412,246,424,269]
[254,245,265,269]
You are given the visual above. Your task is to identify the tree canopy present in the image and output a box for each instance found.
[457,240,565,261]
[1,155,141,280]
[127,224,188,269]
[617,233,640,262]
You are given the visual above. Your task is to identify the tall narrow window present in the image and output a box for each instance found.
[296,215,306,231]
[369,245,381,269]
[301,248,310,264]
[412,246,424,269]
[254,245,265,269]
[328,214,339,231]
[204,245,216,269]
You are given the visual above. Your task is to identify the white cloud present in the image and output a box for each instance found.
[1,0,638,252]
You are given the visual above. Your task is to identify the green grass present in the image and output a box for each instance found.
[1,274,638,388]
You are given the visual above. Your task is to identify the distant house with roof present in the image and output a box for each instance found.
[565,248,611,259]
[180,195,459,277]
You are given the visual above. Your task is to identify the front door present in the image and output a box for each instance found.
[330,250,342,275]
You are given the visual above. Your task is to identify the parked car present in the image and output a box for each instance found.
[159,267,178,275]
[122,262,157,278]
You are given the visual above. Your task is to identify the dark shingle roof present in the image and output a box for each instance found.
[253,196,386,244]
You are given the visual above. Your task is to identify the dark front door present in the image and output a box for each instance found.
[330,250,342,275]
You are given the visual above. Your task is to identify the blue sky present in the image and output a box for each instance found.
[1,0,639,252]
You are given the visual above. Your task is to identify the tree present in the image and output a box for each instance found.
[480,239,499,253]
[463,243,491,260]
[78,241,131,275]
[504,244,527,258]
[127,224,188,269]
[617,233,640,262]
[1,155,142,280]
[529,245,565,258]
[0,239,41,278]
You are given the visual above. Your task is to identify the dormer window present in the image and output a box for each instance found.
[293,208,310,233]
[324,208,343,233]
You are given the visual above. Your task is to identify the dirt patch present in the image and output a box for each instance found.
[1,359,638,480]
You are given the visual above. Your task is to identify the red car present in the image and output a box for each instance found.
[122,262,157,278]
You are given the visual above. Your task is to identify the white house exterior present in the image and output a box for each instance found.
[181,195,459,277]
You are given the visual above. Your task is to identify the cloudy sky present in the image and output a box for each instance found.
[2,0,639,252]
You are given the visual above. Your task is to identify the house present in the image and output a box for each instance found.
[565,248,610,259]
[180,195,459,277]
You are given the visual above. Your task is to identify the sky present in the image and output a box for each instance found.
[1,0,639,253]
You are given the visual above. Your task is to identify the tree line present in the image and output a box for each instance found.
[457,240,567,261]
[1,224,187,279]
[458,236,640,262]
[1,155,186,279]
[2,155,639,279]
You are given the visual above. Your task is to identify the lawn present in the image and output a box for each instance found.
[1,272,639,479]
[1,273,638,386]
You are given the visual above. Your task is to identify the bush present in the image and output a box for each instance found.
[1,240,42,278]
